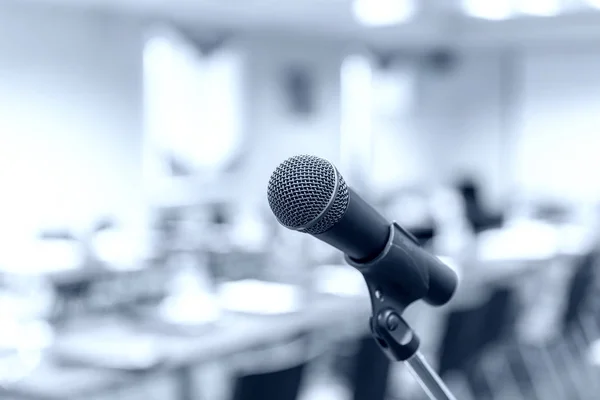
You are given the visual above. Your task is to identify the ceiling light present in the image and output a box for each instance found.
[353,0,416,27]
[462,0,514,20]
[515,0,561,16]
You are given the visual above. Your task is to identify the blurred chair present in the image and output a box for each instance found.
[480,287,518,351]
[466,246,600,400]
[314,264,390,400]
[437,303,489,378]
[229,331,315,400]
[456,177,504,234]
[562,250,599,333]
[436,289,516,400]
[331,336,393,400]
[437,275,518,393]
[429,185,508,385]
[231,361,307,400]
[219,278,311,400]
[348,337,391,400]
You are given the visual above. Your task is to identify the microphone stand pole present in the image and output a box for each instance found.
[405,350,456,400]
[367,292,457,400]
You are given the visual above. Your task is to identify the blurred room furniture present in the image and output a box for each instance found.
[447,222,600,400]
[437,219,592,394]
[349,336,391,400]
[314,265,392,400]
[456,178,504,234]
[6,220,593,400]
[562,250,599,332]
[230,348,307,400]
[0,286,369,400]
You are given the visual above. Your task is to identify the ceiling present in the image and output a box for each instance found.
[16,0,600,48]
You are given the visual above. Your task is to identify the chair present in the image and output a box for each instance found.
[231,362,307,400]
[331,335,391,400]
[437,287,516,377]
[562,251,599,333]
[437,306,487,377]
[469,250,600,400]
[230,334,312,400]
[348,336,391,400]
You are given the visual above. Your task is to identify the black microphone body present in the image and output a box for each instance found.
[267,155,458,310]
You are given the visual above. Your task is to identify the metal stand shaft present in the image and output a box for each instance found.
[405,351,457,400]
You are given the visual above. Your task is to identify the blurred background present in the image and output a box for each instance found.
[2,0,600,399]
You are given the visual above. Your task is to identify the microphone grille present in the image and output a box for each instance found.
[267,155,349,234]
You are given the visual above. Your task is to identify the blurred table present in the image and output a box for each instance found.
[433,220,594,303]
[0,282,370,400]
[476,220,592,273]
[0,359,131,400]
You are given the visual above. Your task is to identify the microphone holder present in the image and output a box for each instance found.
[346,223,458,400]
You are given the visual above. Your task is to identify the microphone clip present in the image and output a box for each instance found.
[348,222,424,362]
[345,222,457,361]
[368,293,420,362]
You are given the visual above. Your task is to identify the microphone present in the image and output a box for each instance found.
[267,154,458,309]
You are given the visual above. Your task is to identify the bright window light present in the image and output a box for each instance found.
[353,0,416,27]
[340,55,373,183]
[462,0,514,20]
[143,30,243,174]
[515,0,561,16]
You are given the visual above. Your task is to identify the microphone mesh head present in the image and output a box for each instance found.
[267,155,349,235]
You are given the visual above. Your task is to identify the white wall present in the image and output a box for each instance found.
[412,46,600,208]
[513,47,600,204]
[238,35,346,211]
[225,34,600,216]
[0,3,145,245]
[236,41,509,210]
[361,47,600,209]
[416,51,506,209]
[370,64,421,192]
[422,45,600,207]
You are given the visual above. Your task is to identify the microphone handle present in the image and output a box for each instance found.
[313,188,389,263]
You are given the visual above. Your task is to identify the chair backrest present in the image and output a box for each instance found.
[349,337,391,400]
[562,251,599,332]
[231,362,307,400]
